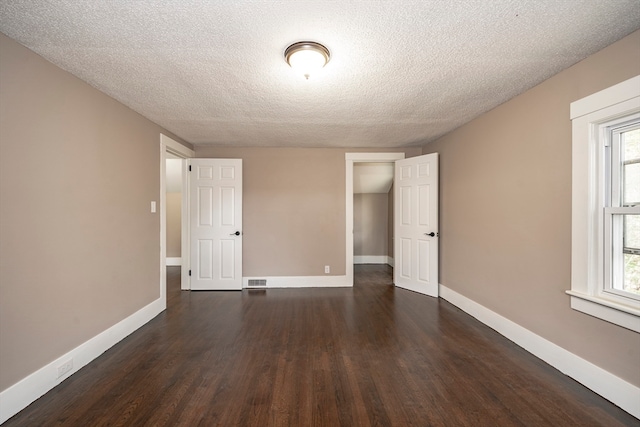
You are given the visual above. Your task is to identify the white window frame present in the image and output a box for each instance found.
[569,75,640,333]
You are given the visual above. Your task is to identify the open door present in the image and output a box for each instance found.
[188,159,243,290]
[394,153,439,297]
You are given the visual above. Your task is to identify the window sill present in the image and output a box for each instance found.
[566,290,640,332]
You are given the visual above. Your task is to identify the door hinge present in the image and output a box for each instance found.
[189,165,192,171]
[189,269,191,276]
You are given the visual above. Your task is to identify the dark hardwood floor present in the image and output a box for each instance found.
[4,265,638,426]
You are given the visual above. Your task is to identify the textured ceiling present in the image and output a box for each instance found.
[1,1,639,148]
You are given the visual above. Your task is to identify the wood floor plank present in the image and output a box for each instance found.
[3,265,638,426]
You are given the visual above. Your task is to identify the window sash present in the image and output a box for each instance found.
[607,122,640,207]
[604,119,640,301]
[604,207,640,301]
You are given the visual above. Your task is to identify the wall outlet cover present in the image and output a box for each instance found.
[57,359,73,379]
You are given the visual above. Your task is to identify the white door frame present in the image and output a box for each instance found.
[160,134,194,303]
[345,153,405,285]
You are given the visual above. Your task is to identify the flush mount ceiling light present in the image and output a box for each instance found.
[284,41,330,79]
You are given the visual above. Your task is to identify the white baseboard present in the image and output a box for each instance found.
[0,298,164,424]
[243,275,351,288]
[439,285,640,419]
[354,255,394,266]
[166,257,181,266]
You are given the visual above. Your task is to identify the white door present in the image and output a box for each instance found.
[394,153,439,297]
[189,159,242,290]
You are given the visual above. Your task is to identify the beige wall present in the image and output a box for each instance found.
[165,158,183,258]
[195,146,420,276]
[166,193,182,258]
[354,193,388,257]
[0,34,191,392]
[422,30,640,386]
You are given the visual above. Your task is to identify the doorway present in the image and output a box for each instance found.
[353,162,394,267]
[160,134,194,306]
[345,153,405,285]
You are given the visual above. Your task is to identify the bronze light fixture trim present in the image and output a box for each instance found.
[284,41,331,79]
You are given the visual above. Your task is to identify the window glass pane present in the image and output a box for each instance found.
[624,163,640,205]
[624,254,640,295]
[622,128,640,205]
[625,214,640,250]
[624,128,640,159]
[624,214,640,295]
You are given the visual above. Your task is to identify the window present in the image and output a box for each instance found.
[604,123,640,298]
[569,75,640,332]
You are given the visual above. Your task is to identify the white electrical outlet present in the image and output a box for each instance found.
[324,265,330,274]
[57,359,73,379]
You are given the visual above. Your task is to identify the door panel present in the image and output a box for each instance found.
[189,159,242,290]
[394,153,439,297]
[198,240,214,278]
[401,186,411,224]
[198,187,213,226]
[401,238,411,278]
[220,187,235,225]
[418,185,430,226]
[417,239,430,282]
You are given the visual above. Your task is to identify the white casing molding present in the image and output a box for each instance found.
[0,298,164,424]
[243,275,351,288]
[569,76,640,330]
[440,285,640,419]
[354,255,394,266]
[166,257,182,266]
[159,134,194,292]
